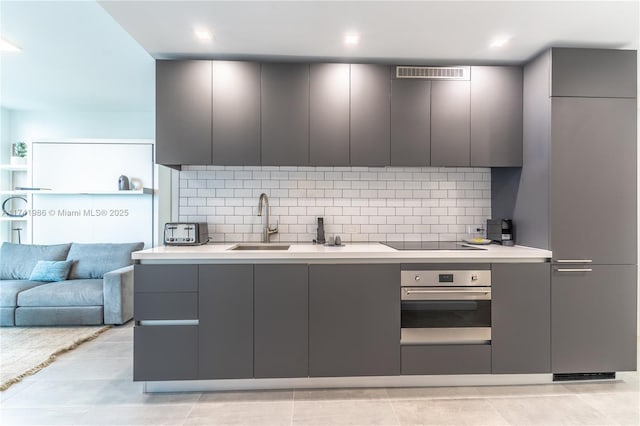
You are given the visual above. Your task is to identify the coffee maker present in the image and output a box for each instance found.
[486,219,514,246]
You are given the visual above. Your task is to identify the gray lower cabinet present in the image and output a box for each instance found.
[401,345,491,375]
[254,264,308,378]
[491,263,551,374]
[390,79,431,166]
[212,61,260,165]
[431,80,471,166]
[550,98,637,265]
[551,48,637,98]
[309,264,400,377]
[470,66,523,167]
[198,265,254,379]
[552,265,637,373]
[310,64,350,166]
[156,60,212,166]
[350,64,391,166]
[133,264,199,381]
[134,325,198,381]
[261,63,310,166]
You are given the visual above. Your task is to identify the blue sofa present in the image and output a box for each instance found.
[0,242,143,326]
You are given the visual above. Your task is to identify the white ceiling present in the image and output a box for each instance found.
[99,0,639,63]
[1,1,638,113]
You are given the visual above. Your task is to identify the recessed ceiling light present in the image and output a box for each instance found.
[489,36,511,49]
[194,28,213,42]
[0,37,21,53]
[344,32,360,46]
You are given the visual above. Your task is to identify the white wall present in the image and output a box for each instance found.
[8,110,154,142]
[0,107,11,164]
[0,108,13,242]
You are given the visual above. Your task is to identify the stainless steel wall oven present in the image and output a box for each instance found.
[401,268,492,345]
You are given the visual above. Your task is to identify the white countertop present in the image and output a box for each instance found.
[133,243,552,264]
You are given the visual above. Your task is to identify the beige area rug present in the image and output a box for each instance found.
[0,325,111,391]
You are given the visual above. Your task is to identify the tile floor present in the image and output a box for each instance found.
[0,325,638,425]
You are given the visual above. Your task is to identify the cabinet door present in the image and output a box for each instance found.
[390,79,431,166]
[134,325,198,381]
[402,345,491,375]
[309,264,400,377]
[134,264,199,321]
[310,64,350,166]
[212,61,260,165]
[552,265,636,373]
[198,265,253,379]
[261,63,309,165]
[350,64,391,166]
[492,263,550,374]
[551,48,637,98]
[431,80,471,166]
[470,66,523,167]
[550,98,637,264]
[156,60,212,165]
[254,264,308,378]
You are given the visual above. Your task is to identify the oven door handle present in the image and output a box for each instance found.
[402,287,491,301]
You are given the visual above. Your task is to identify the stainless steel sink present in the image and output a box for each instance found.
[229,244,290,251]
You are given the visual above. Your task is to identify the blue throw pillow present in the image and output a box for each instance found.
[29,260,74,282]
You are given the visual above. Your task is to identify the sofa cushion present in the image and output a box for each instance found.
[0,243,71,280]
[0,280,46,307]
[29,260,74,282]
[17,279,103,307]
[67,242,144,279]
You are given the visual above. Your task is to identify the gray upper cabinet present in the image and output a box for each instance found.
[551,48,637,98]
[550,97,637,265]
[492,263,551,374]
[470,66,523,167]
[156,60,212,166]
[350,64,391,166]
[212,61,260,165]
[261,63,310,166]
[390,79,431,166]
[310,64,350,166]
[309,263,400,377]
[198,264,254,379]
[431,80,471,166]
[552,265,637,373]
[254,264,308,378]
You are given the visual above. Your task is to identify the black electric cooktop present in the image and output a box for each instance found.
[381,241,485,251]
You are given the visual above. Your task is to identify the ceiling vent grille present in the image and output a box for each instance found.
[396,66,470,80]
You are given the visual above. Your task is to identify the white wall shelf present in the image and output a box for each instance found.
[29,188,154,196]
[0,217,29,222]
[0,164,28,171]
[0,190,29,195]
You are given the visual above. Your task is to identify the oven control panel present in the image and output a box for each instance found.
[401,270,491,287]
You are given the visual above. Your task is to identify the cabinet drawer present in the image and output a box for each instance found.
[134,325,198,381]
[135,264,198,292]
[401,344,491,375]
[134,292,198,320]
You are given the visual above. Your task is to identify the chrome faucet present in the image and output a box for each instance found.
[257,193,278,243]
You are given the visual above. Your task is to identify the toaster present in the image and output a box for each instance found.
[163,222,209,245]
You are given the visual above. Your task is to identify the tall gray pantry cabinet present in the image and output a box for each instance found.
[496,48,637,375]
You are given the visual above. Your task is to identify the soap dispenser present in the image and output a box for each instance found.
[316,217,326,245]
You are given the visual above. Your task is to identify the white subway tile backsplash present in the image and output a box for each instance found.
[178,166,491,242]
